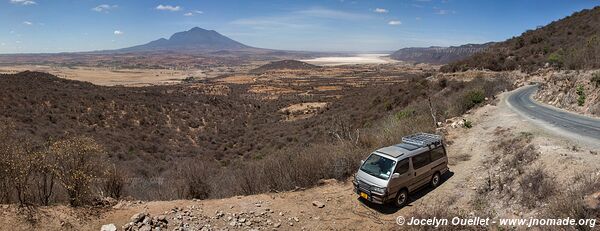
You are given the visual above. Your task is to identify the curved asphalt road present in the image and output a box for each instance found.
[506,85,600,141]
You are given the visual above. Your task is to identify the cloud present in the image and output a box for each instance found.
[184,10,203,16]
[415,17,422,20]
[296,8,371,20]
[435,9,456,15]
[10,0,36,5]
[23,21,32,25]
[374,8,388,13]
[92,4,118,12]
[388,20,402,25]
[113,30,124,35]
[156,4,181,11]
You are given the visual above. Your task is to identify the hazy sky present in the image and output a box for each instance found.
[1,0,598,53]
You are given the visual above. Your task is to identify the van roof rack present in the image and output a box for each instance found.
[401,133,442,147]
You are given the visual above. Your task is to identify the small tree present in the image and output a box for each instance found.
[548,51,564,68]
[49,137,106,206]
[576,85,586,106]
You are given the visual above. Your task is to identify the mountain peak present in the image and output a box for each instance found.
[118,27,252,53]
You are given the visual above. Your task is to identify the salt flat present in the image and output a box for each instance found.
[300,53,396,66]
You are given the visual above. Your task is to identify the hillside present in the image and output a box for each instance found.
[389,43,492,64]
[442,6,600,72]
[250,60,319,74]
[117,27,259,53]
[3,90,599,231]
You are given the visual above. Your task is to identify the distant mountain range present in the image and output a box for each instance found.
[442,6,600,72]
[389,43,493,64]
[116,27,262,53]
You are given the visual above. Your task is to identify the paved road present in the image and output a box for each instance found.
[507,85,600,141]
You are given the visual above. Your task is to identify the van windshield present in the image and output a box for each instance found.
[360,153,396,180]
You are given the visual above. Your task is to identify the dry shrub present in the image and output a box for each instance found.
[101,164,126,199]
[403,200,489,231]
[518,165,557,208]
[175,159,217,199]
[545,173,600,231]
[48,137,107,206]
[478,130,555,210]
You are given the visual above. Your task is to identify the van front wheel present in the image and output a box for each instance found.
[431,172,441,188]
[394,189,408,208]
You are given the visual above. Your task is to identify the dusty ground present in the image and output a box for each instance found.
[0,65,206,86]
[2,87,598,231]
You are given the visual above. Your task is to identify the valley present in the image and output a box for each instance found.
[1,2,600,231]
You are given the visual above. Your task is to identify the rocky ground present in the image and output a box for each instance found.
[1,85,599,231]
[534,69,600,117]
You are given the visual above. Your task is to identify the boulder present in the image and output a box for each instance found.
[130,212,147,223]
[100,224,117,231]
[312,201,325,208]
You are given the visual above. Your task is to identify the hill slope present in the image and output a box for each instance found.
[442,6,600,72]
[389,43,492,64]
[118,27,256,52]
[250,60,319,74]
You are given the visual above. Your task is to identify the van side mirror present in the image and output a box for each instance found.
[391,173,400,179]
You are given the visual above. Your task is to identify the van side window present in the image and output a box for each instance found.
[430,146,446,161]
[412,152,431,169]
[394,159,409,174]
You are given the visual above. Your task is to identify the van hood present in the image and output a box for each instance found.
[356,169,389,188]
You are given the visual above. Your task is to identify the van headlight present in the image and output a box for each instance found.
[370,186,386,195]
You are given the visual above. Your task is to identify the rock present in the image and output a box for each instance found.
[293,217,299,222]
[138,224,152,231]
[312,201,325,208]
[130,212,147,223]
[122,222,133,230]
[274,223,281,228]
[450,119,465,128]
[100,224,117,231]
[156,215,167,223]
[238,218,247,223]
[142,216,152,225]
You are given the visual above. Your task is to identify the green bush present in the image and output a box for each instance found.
[395,108,415,120]
[576,85,585,106]
[464,89,486,109]
[463,119,473,128]
[547,51,564,67]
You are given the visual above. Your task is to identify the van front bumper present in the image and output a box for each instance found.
[353,180,388,204]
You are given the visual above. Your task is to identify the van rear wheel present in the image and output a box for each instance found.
[394,189,408,208]
[431,172,441,188]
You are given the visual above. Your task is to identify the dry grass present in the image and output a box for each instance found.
[545,173,600,231]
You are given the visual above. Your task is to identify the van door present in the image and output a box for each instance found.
[429,146,448,173]
[388,158,411,197]
[409,151,432,191]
